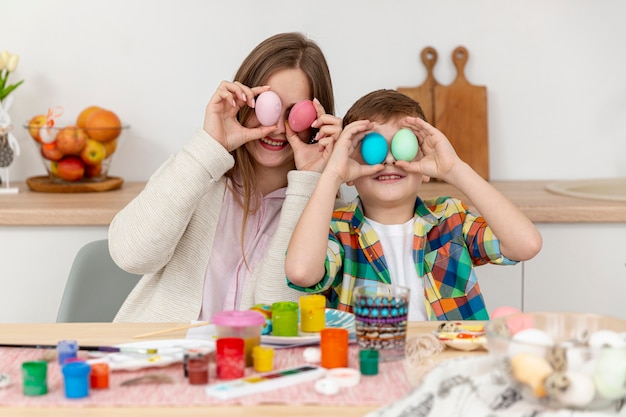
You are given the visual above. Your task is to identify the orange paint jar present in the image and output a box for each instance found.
[320,328,349,369]
[89,363,109,389]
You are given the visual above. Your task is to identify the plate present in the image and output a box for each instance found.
[87,339,215,371]
[261,309,355,346]
[434,323,487,351]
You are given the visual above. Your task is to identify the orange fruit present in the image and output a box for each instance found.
[85,109,122,142]
[76,106,102,129]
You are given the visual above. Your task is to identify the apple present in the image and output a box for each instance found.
[28,114,47,142]
[56,156,85,182]
[41,142,64,161]
[84,163,103,178]
[56,126,88,155]
[49,161,59,176]
[102,138,118,158]
[80,139,106,165]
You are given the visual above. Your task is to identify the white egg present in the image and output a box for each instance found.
[589,330,626,348]
[565,344,592,372]
[549,371,596,407]
[508,328,554,357]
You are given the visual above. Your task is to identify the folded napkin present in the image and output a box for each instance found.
[367,355,626,417]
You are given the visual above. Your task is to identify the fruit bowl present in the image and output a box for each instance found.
[24,107,128,185]
[486,311,626,411]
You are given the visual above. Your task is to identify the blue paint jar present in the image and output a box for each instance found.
[57,339,78,365]
[62,361,91,399]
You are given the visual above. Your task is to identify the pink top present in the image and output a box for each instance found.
[198,180,286,320]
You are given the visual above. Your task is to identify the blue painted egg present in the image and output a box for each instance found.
[361,132,388,165]
[391,128,419,161]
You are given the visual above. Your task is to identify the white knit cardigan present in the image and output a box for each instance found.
[109,129,321,322]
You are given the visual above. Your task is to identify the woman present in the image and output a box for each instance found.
[109,33,341,322]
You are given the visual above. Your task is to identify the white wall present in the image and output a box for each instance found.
[2,0,626,183]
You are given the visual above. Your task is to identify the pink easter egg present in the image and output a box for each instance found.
[288,100,317,133]
[491,306,533,335]
[255,91,282,126]
[491,306,522,319]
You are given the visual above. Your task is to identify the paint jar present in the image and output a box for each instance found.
[21,361,48,396]
[299,294,326,332]
[57,339,78,365]
[62,361,91,399]
[252,345,274,373]
[249,304,273,335]
[212,310,266,367]
[183,347,213,378]
[187,355,210,385]
[359,349,380,375]
[271,301,299,337]
[320,328,349,369]
[90,363,110,389]
[215,337,245,380]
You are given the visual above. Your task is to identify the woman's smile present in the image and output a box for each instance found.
[259,136,289,150]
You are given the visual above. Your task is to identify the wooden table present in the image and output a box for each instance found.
[0,321,485,416]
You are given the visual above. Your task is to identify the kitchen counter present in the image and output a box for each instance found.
[1,180,625,226]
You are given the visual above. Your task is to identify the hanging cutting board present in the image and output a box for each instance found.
[434,46,489,180]
[397,46,438,124]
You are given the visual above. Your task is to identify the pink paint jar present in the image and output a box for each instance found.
[211,310,266,366]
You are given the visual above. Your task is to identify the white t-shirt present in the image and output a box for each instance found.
[367,217,427,321]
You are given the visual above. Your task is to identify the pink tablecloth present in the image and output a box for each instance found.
[0,345,413,407]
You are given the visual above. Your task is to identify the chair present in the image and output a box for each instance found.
[56,239,142,322]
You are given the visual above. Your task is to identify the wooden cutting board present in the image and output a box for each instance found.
[397,46,438,124]
[398,46,489,180]
[434,46,489,180]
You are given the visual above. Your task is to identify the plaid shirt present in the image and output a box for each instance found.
[288,196,516,320]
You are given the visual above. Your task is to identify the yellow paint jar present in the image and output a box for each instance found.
[252,345,274,373]
[299,294,326,332]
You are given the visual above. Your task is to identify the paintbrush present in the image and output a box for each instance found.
[0,343,158,354]
[132,321,211,339]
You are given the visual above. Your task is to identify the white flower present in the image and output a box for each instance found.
[0,50,24,102]
[6,54,19,72]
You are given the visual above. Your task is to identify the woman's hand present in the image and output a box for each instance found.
[288,99,343,173]
[203,81,278,152]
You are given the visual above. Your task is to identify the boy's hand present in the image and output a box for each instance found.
[397,116,463,181]
[203,81,277,152]
[324,120,384,184]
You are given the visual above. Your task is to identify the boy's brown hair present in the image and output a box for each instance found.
[342,89,426,128]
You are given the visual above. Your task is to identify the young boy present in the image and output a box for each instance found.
[285,89,542,320]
